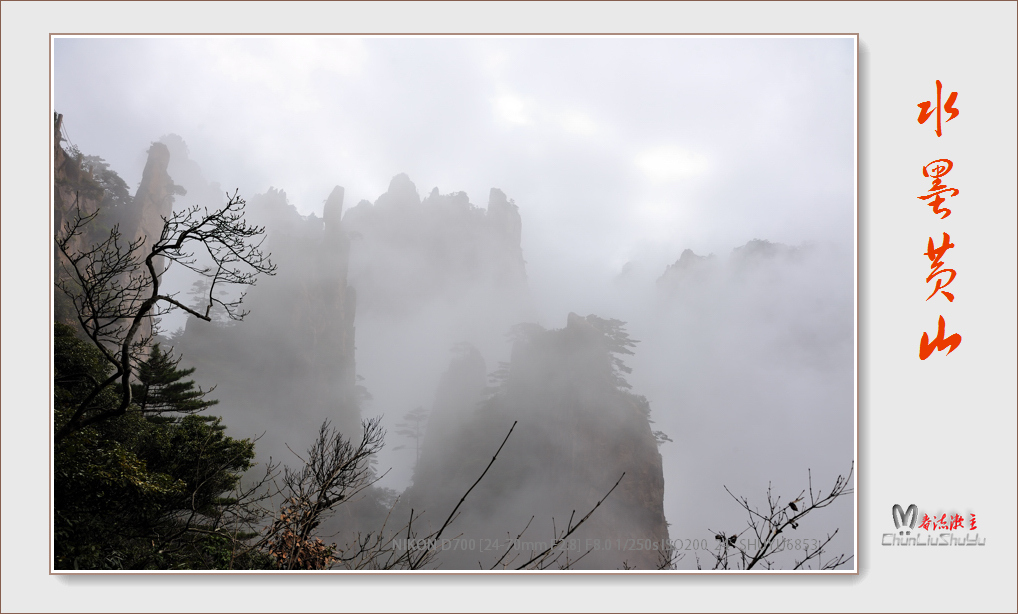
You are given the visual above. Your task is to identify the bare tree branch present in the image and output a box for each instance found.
[513,472,625,570]
[55,190,275,441]
[705,463,854,571]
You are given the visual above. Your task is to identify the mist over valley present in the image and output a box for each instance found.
[52,36,855,570]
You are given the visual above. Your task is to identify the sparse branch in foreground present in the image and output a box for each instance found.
[329,420,622,571]
[327,421,519,570]
[706,463,854,571]
[408,420,517,569]
[509,472,626,570]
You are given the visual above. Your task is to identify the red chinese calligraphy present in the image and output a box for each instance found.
[949,514,965,530]
[924,232,956,302]
[919,512,979,531]
[919,315,962,360]
[917,80,960,137]
[914,85,962,361]
[919,158,957,219]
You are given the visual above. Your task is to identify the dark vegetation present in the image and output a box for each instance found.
[54,322,268,569]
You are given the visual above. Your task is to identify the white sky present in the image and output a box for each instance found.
[54,36,855,283]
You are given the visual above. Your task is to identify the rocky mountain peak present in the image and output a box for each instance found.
[376,172,421,208]
[400,312,667,569]
[324,185,345,233]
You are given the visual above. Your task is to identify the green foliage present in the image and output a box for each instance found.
[57,148,135,238]
[79,154,132,211]
[53,323,119,436]
[132,343,218,417]
[53,323,265,570]
[53,145,135,332]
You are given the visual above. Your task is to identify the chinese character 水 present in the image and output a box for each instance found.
[917,80,960,137]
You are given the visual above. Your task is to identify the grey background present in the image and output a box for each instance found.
[1,1,1015,612]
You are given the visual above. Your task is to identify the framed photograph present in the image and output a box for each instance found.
[51,34,856,573]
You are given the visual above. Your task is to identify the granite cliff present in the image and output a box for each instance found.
[172,183,362,444]
[53,113,183,336]
[398,313,669,570]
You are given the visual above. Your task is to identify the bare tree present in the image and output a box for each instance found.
[693,463,854,571]
[54,191,276,441]
[264,418,385,570]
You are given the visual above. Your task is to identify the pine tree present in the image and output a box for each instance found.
[583,314,639,389]
[131,343,217,419]
[54,326,266,569]
[393,406,429,465]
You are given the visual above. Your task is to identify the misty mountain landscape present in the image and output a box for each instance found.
[52,36,855,570]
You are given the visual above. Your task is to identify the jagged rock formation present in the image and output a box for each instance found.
[129,141,182,257]
[730,238,798,260]
[173,183,361,444]
[655,238,852,372]
[659,239,811,288]
[159,134,226,212]
[342,174,527,317]
[53,114,101,256]
[657,247,716,281]
[53,113,181,334]
[657,240,820,305]
[398,313,669,570]
[53,116,102,328]
[166,167,528,461]
[122,135,362,450]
